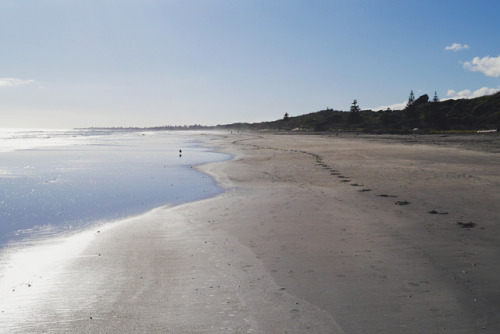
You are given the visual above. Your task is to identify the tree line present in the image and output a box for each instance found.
[224,91,500,133]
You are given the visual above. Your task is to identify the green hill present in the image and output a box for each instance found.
[218,92,500,133]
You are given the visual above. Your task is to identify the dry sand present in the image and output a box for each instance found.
[2,132,499,333]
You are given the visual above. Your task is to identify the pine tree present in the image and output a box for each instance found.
[406,90,415,109]
[433,91,439,102]
[348,99,362,124]
[350,99,360,113]
[283,112,290,121]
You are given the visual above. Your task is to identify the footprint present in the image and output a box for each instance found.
[428,210,448,215]
[457,222,476,229]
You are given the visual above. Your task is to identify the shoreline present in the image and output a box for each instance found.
[1,132,499,333]
[0,129,228,249]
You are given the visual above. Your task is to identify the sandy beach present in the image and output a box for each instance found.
[2,132,499,333]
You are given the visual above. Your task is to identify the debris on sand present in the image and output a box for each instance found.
[457,221,476,229]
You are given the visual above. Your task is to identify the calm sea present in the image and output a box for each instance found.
[0,128,229,249]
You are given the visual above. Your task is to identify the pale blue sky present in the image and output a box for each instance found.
[1,0,499,128]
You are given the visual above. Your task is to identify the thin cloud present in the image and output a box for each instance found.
[0,78,35,87]
[372,101,407,111]
[447,86,500,99]
[445,43,470,52]
[463,55,500,78]
[373,86,500,110]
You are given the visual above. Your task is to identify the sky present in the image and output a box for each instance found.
[1,0,500,128]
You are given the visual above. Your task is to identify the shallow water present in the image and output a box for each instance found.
[0,129,230,321]
[0,129,229,248]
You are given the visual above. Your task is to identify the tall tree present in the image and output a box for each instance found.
[350,99,360,113]
[406,90,415,109]
[433,91,439,102]
[348,99,362,124]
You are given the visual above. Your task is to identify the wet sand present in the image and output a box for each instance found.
[2,132,499,333]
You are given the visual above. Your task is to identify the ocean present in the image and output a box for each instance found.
[0,128,229,249]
